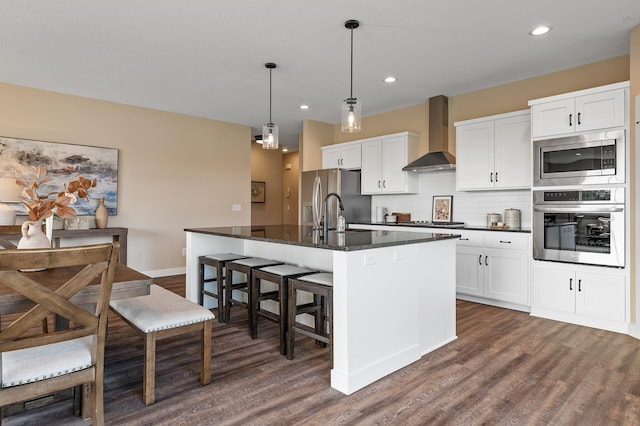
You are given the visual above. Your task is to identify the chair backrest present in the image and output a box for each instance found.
[0,242,119,368]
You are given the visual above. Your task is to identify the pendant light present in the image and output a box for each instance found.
[341,19,361,133]
[262,62,279,149]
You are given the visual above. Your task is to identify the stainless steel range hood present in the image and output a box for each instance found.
[403,95,456,172]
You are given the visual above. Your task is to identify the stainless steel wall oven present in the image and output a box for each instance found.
[533,130,625,187]
[533,188,625,268]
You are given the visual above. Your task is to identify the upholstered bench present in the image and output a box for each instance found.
[109,284,214,405]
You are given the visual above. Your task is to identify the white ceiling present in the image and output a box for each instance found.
[1,1,639,151]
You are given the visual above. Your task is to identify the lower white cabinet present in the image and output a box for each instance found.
[456,231,530,308]
[532,263,626,327]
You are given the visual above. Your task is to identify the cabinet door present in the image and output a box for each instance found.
[456,121,495,190]
[494,114,531,189]
[575,89,625,132]
[322,146,341,169]
[360,140,382,194]
[532,267,575,313]
[381,135,408,192]
[456,245,484,296]
[340,143,362,169]
[575,272,626,322]
[484,249,529,305]
[531,99,575,138]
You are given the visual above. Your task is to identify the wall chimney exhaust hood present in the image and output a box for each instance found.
[403,95,456,172]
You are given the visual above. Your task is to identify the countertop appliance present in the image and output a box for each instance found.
[533,130,625,187]
[533,188,625,267]
[301,169,371,231]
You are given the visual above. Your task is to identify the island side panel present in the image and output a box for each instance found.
[330,238,457,395]
[185,232,245,303]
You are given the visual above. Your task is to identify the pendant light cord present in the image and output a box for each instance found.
[269,67,273,123]
[350,26,354,99]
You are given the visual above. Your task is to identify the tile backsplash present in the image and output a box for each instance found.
[371,170,532,227]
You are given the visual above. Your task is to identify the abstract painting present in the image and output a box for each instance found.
[0,137,118,215]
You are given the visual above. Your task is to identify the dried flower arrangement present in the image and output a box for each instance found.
[17,165,97,222]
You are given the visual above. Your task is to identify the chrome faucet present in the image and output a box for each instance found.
[323,192,344,238]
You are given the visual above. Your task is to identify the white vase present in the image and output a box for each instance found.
[17,220,51,249]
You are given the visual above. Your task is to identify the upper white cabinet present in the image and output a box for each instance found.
[529,82,628,139]
[361,132,419,194]
[455,110,531,191]
[321,141,362,169]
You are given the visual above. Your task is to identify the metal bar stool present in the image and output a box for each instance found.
[224,257,282,327]
[199,253,247,323]
[251,264,314,355]
[287,272,333,367]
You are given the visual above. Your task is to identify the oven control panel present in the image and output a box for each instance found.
[536,188,624,204]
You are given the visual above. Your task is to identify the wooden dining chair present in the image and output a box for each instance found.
[0,242,119,426]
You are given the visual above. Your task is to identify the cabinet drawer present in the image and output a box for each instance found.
[484,232,529,251]
[456,231,483,247]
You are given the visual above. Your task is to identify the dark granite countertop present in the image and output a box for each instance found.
[352,221,531,234]
[184,225,460,252]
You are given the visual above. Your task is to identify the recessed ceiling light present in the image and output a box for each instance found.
[282,147,289,152]
[299,104,310,110]
[383,76,397,83]
[530,26,551,36]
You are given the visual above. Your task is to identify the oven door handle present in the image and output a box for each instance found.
[533,206,624,213]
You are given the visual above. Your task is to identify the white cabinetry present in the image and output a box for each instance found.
[322,141,361,169]
[456,230,530,309]
[532,262,627,332]
[360,132,419,194]
[455,110,531,191]
[529,82,627,139]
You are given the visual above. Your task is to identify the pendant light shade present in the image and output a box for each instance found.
[262,62,279,150]
[342,19,361,133]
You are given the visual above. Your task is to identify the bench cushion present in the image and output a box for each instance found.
[110,285,214,333]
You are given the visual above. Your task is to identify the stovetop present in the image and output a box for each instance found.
[397,221,466,228]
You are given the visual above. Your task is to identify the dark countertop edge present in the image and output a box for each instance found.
[352,222,531,234]
[184,227,460,252]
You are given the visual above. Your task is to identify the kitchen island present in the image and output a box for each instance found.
[184,225,459,395]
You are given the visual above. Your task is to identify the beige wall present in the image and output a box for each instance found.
[282,151,300,225]
[250,142,283,225]
[0,83,251,276]
[301,120,333,172]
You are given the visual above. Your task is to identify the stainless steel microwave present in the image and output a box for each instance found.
[533,130,625,187]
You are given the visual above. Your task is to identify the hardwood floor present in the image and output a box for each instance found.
[6,274,640,425]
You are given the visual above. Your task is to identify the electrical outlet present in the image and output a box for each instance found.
[364,253,376,266]
[232,204,241,212]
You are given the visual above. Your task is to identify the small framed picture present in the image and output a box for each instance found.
[251,181,265,203]
[432,195,453,223]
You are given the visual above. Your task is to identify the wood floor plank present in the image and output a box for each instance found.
[6,275,640,426]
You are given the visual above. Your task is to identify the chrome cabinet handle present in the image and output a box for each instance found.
[378,180,381,188]
[499,240,511,244]
[382,180,386,188]
[479,255,482,265]
[569,278,573,291]
[534,206,623,213]
[577,112,581,125]
[578,279,582,292]
[569,113,573,127]
[495,172,498,182]
[490,172,493,182]
[460,238,469,241]
[485,256,488,266]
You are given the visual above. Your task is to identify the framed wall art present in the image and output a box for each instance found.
[0,136,119,215]
[432,195,453,223]
[251,181,265,203]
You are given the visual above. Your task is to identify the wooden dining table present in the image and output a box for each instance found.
[0,263,152,316]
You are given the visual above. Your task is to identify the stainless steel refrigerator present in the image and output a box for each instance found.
[300,168,371,230]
